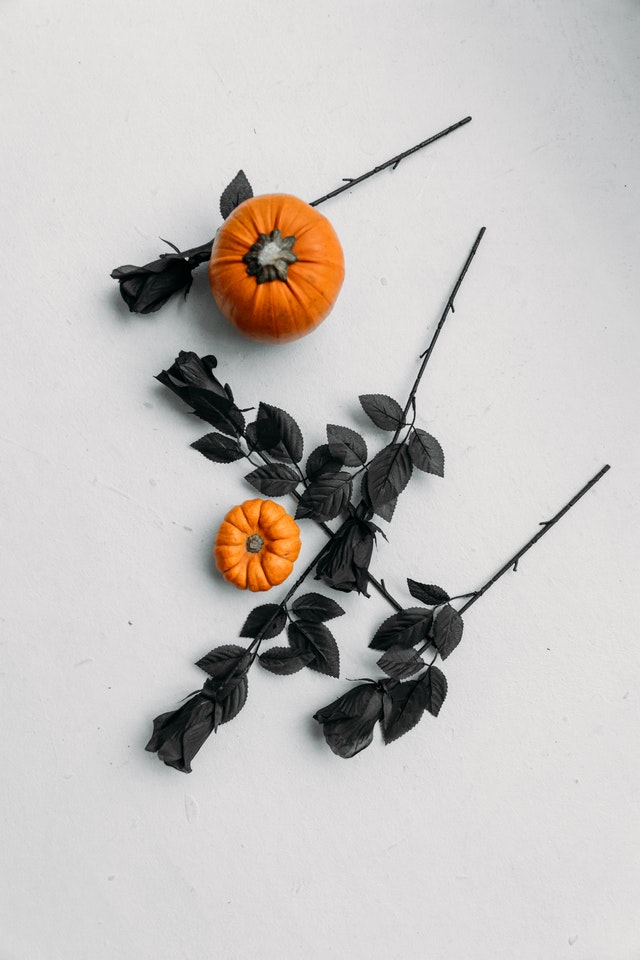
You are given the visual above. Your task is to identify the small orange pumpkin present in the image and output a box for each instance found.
[209,194,345,343]
[214,498,302,591]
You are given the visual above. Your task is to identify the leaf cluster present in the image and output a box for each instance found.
[313,578,465,758]
[371,579,464,674]
[359,393,444,520]
[242,593,345,678]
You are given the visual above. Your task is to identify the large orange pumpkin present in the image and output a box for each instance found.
[214,498,302,591]
[208,194,344,343]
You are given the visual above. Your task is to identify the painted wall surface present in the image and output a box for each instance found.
[1,2,639,957]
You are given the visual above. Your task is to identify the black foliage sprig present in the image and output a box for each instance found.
[314,464,611,758]
[146,536,348,771]
[111,118,472,314]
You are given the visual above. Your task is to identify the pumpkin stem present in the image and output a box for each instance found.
[243,228,297,284]
[246,533,265,553]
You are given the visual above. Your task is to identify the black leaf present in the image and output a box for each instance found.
[362,473,397,522]
[245,418,277,452]
[432,604,464,659]
[422,665,448,717]
[289,621,340,678]
[408,428,445,477]
[295,472,352,522]
[258,647,315,675]
[377,645,425,680]
[195,644,250,678]
[244,463,300,497]
[366,443,413,509]
[369,607,433,651]
[314,682,384,758]
[326,424,367,466]
[220,170,253,219]
[407,580,451,606]
[191,432,244,464]
[203,673,248,730]
[253,403,304,463]
[381,677,431,744]
[239,603,287,640]
[305,443,345,481]
[359,394,405,431]
[291,592,345,622]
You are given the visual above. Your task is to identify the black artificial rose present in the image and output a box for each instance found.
[111,254,195,314]
[146,666,249,772]
[315,505,382,596]
[145,692,216,773]
[155,351,245,436]
[314,682,384,758]
[111,240,212,315]
[155,350,225,400]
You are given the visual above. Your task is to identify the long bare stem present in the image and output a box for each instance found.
[458,464,611,615]
[392,227,486,444]
[309,117,472,207]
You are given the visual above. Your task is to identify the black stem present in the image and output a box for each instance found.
[309,117,472,207]
[246,538,341,657]
[174,239,215,262]
[164,119,473,264]
[458,464,611,616]
[392,226,486,444]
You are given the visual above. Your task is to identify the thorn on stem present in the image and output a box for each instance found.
[513,559,519,572]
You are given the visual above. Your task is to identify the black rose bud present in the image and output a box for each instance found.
[145,692,216,773]
[314,682,384,758]
[155,350,225,401]
[146,667,249,773]
[111,240,212,315]
[155,351,245,437]
[315,504,383,595]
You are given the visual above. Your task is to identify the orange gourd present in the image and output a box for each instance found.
[214,498,302,591]
[209,194,344,343]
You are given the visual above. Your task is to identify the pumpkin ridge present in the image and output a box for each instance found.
[288,271,335,315]
[224,559,249,589]
[241,498,263,530]
[260,552,293,585]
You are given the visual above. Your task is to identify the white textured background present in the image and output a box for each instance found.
[1,2,639,958]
